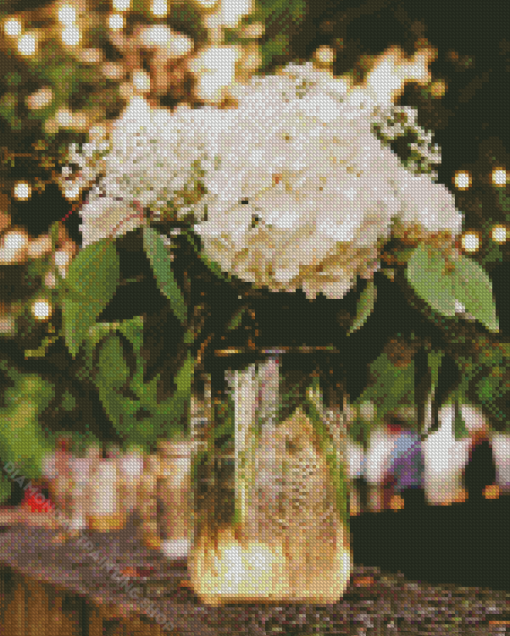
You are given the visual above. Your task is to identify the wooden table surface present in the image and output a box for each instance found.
[0,508,508,635]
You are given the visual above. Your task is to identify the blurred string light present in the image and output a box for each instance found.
[55,107,74,128]
[57,4,78,25]
[72,111,89,132]
[0,229,29,264]
[79,47,103,64]
[108,13,125,31]
[314,45,335,67]
[31,299,52,321]
[102,61,125,80]
[17,31,38,57]
[461,231,481,253]
[132,69,151,93]
[62,181,81,200]
[13,182,31,201]
[492,167,508,187]
[454,170,471,190]
[3,17,22,38]
[54,249,72,278]
[27,235,52,259]
[113,0,131,10]
[26,87,54,111]
[61,23,81,47]
[491,224,508,244]
[151,0,168,18]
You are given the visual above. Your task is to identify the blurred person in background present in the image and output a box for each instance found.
[462,420,498,505]
[386,411,426,513]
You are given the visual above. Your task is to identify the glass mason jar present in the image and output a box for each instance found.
[189,347,352,605]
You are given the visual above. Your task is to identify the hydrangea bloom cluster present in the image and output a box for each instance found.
[63,61,463,300]
[61,97,226,246]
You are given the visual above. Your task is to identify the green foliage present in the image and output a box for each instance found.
[348,279,376,335]
[0,473,12,506]
[354,352,414,424]
[81,316,196,445]
[453,401,471,441]
[142,227,187,326]
[0,368,54,480]
[61,238,120,357]
[305,384,350,532]
[406,244,499,333]
[406,244,456,317]
[184,229,232,283]
[451,253,500,333]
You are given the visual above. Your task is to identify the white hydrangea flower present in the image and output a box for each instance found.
[67,61,463,301]
[397,172,463,235]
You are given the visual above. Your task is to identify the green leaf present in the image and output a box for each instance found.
[406,244,457,317]
[227,306,247,331]
[66,238,120,303]
[428,350,445,394]
[143,227,187,326]
[355,352,415,423]
[348,280,376,335]
[62,298,101,358]
[97,334,130,390]
[453,401,470,441]
[450,254,500,333]
[305,394,350,532]
[62,239,120,356]
[183,229,232,283]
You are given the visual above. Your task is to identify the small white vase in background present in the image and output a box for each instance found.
[137,454,160,549]
[491,433,510,493]
[119,445,144,518]
[69,455,92,531]
[422,400,471,506]
[157,439,194,563]
[365,426,396,512]
[86,449,126,532]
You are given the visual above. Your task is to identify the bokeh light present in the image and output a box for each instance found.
[17,32,37,56]
[314,45,335,66]
[112,0,131,10]
[461,231,481,253]
[139,24,172,47]
[132,70,151,93]
[57,4,78,25]
[108,13,125,31]
[55,107,74,128]
[31,299,53,321]
[0,315,15,335]
[79,47,103,64]
[13,182,31,201]
[491,167,508,187]
[3,17,22,38]
[26,87,53,110]
[0,229,29,263]
[28,235,52,259]
[151,0,168,17]
[61,24,81,46]
[454,170,471,190]
[491,224,508,244]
